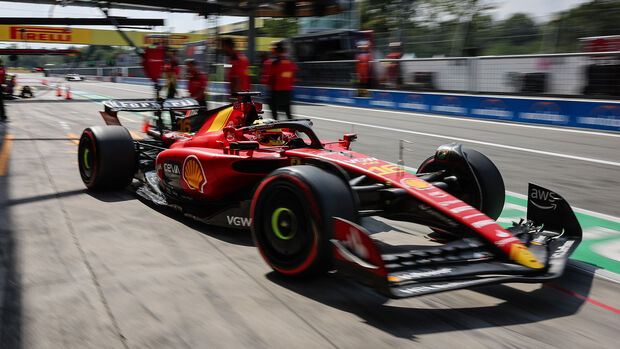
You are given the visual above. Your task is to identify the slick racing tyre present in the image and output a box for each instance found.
[251,166,358,277]
[417,148,505,220]
[78,126,136,190]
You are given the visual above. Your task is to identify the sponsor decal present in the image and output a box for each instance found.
[367,164,405,176]
[509,244,544,269]
[163,162,181,176]
[144,34,191,46]
[398,94,428,111]
[578,105,620,128]
[10,26,72,42]
[529,186,560,210]
[346,156,379,165]
[399,281,469,295]
[432,96,466,114]
[495,236,520,247]
[226,215,252,227]
[471,98,513,119]
[343,227,369,259]
[333,90,355,104]
[369,93,396,108]
[519,102,569,124]
[401,178,430,189]
[316,89,330,102]
[388,267,452,282]
[182,155,207,193]
[495,230,511,238]
[551,240,575,258]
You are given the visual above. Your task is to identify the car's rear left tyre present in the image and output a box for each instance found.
[78,126,136,190]
[251,166,358,277]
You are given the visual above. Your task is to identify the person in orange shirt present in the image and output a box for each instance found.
[261,41,297,120]
[356,41,373,91]
[385,42,403,88]
[221,37,251,96]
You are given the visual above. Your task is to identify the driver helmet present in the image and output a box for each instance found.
[253,119,284,146]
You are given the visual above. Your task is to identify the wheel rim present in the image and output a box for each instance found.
[257,181,315,268]
[271,207,298,240]
[78,133,96,184]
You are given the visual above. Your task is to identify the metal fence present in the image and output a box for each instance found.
[46,51,620,98]
[297,51,620,97]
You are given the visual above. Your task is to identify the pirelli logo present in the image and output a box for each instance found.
[10,26,72,42]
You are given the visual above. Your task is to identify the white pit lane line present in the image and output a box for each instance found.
[295,113,620,167]
[304,101,620,138]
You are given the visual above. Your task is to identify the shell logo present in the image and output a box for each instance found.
[401,178,430,189]
[182,155,207,193]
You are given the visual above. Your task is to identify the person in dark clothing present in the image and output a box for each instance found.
[261,41,297,120]
[0,61,7,121]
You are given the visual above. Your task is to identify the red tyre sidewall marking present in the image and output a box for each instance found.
[82,130,98,188]
[251,174,321,275]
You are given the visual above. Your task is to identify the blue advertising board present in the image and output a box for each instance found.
[117,77,620,132]
[292,86,620,132]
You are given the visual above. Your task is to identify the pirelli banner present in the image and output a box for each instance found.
[0,25,203,47]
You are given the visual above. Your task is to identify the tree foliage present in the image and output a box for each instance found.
[261,18,299,38]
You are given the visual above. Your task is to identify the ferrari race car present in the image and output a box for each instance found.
[77,92,582,298]
[65,73,84,81]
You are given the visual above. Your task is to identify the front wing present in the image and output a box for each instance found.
[331,183,582,298]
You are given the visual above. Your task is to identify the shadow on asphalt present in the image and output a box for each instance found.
[265,265,593,340]
[0,125,22,348]
[5,188,86,207]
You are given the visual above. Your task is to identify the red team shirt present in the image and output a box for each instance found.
[228,51,251,93]
[261,55,297,91]
[187,71,207,102]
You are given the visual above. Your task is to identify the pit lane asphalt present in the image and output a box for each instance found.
[1,75,619,348]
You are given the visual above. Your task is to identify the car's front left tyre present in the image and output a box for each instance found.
[251,166,358,277]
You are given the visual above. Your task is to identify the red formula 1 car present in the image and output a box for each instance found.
[78,92,582,298]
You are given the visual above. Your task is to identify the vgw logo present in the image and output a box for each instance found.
[226,216,252,227]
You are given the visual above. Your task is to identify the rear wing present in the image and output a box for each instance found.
[100,98,206,128]
[102,98,201,112]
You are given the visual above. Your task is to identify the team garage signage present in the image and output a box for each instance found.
[0,25,203,47]
[1,25,91,44]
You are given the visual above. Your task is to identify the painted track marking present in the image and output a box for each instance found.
[0,134,14,176]
[298,113,620,167]
[321,103,620,138]
[545,282,620,315]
